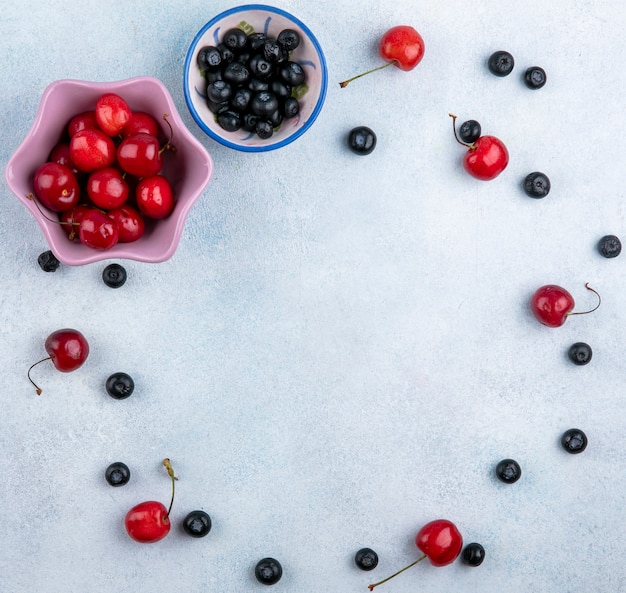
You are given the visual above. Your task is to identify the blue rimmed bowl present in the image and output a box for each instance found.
[183,4,328,152]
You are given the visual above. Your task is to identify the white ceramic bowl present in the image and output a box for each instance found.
[183,4,328,152]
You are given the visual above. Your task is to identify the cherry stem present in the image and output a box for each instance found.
[367,554,427,591]
[339,60,396,88]
[163,458,178,517]
[567,283,601,317]
[159,114,177,154]
[27,194,78,227]
[448,113,475,150]
[27,357,51,395]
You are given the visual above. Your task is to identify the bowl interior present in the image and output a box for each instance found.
[184,5,328,152]
[5,77,213,265]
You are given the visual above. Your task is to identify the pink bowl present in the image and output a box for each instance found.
[5,77,213,265]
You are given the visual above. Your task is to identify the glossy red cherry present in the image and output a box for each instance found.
[449,114,508,180]
[27,328,89,395]
[530,283,601,327]
[116,133,163,178]
[69,128,116,172]
[125,459,177,543]
[136,175,175,219]
[59,204,91,240]
[107,205,146,243]
[95,93,132,136]
[33,162,80,212]
[86,167,129,210]
[339,25,425,87]
[67,110,99,137]
[48,142,82,178]
[122,111,160,138]
[368,519,462,590]
[78,208,119,250]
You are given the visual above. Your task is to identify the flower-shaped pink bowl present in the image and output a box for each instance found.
[5,77,213,265]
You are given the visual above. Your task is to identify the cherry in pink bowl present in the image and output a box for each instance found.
[5,77,213,265]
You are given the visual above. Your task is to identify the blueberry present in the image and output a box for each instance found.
[269,109,283,128]
[37,250,60,272]
[523,172,551,198]
[255,558,283,585]
[255,119,274,139]
[248,78,270,93]
[263,39,285,63]
[561,428,588,454]
[105,461,130,486]
[495,458,521,483]
[217,43,235,64]
[282,97,300,119]
[462,542,485,566]
[205,69,223,84]
[247,33,267,52]
[182,510,212,537]
[568,342,592,365]
[223,62,250,86]
[241,113,259,132]
[270,80,292,100]
[348,126,377,155]
[459,120,481,143]
[354,548,378,571]
[251,91,279,117]
[197,46,222,72]
[207,80,232,103]
[217,110,241,132]
[102,263,127,288]
[488,50,514,76]
[277,29,300,52]
[597,234,621,258]
[230,88,252,112]
[222,28,248,51]
[524,66,547,89]
[207,98,229,115]
[278,61,305,86]
[249,54,274,79]
[106,372,135,400]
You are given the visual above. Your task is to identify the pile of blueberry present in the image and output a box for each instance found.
[197,27,305,139]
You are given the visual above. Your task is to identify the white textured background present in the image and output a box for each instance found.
[1,1,625,592]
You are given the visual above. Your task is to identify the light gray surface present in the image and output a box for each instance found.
[2,1,625,592]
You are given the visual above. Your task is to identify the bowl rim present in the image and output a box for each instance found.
[183,3,328,153]
[5,76,214,265]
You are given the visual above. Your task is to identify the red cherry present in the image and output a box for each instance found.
[117,133,163,178]
[136,175,175,219]
[122,111,160,138]
[530,283,601,327]
[339,25,425,87]
[95,93,132,137]
[86,167,129,210]
[368,519,462,591]
[449,114,508,180]
[125,459,177,544]
[33,162,81,212]
[59,204,91,240]
[48,142,82,179]
[67,110,99,137]
[78,208,119,250]
[27,328,89,395]
[69,128,116,172]
[107,205,146,243]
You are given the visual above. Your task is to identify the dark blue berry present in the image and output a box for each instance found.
[106,372,134,400]
[255,119,274,139]
[105,461,130,486]
[568,342,592,365]
[278,61,305,86]
[270,80,292,100]
[223,62,250,86]
[263,39,285,63]
[277,29,300,52]
[561,428,588,454]
[207,80,232,103]
[282,97,300,119]
[217,43,235,64]
[348,126,377,155]
[459,120,481,143]
[598,235,621,258]
[249,54,274,79]
[496,459,521,483]
[251,91,279,117]
[248,78,270,93]
[183,510,212,537]
[222,28,248,51]
[241,113,259,132]
[524,66,547,89]
[523,172,551,198]
[255,558,282,585]
[488,50,514,76]
[231,88,252,112]
[217,110,242,132]
[102,263,127,288]
[247,33,267,52]
[38,250,60,272]
[462,543,485,566]
[355,548,378,571]
[197,46,222,72]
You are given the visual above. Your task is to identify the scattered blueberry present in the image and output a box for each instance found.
[105,461,131,486]
[183,510,212,537]
[495,459,521,483]
[462,542,485,566]
[459,120,481,143]
[524,66,547,89]
[568,342,592,365]
[523,172,551,198]
[37,250,61,272]
[102,263,127,288]
[355,548,379,571]
[488,50,514,76]
[348,126,377,155]
[255,558,283,585]
[105,372,135,400]
[597,234,621,258]
[561,428,588,454]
